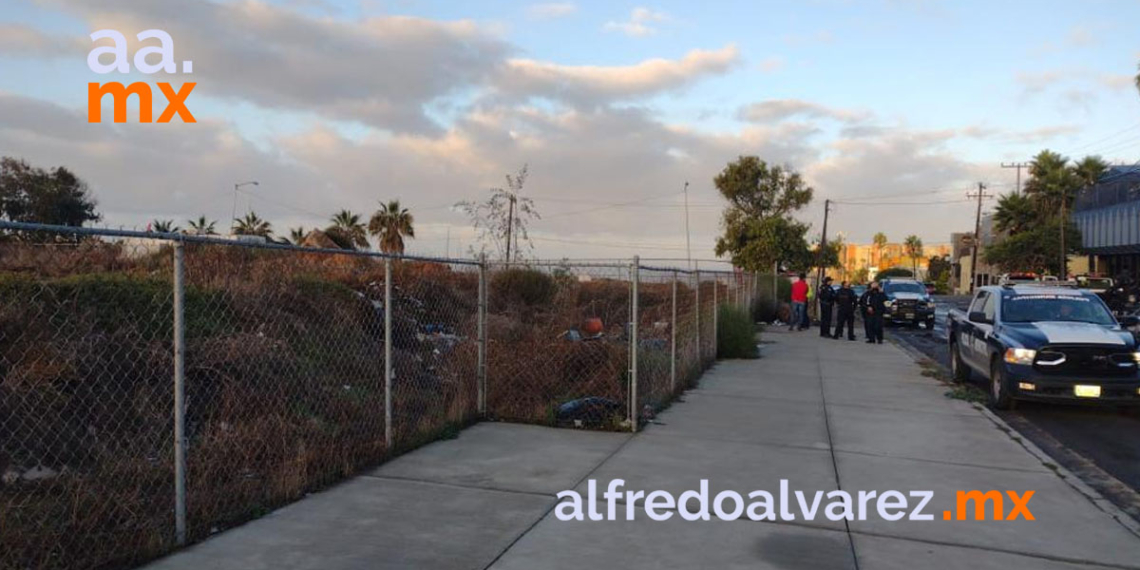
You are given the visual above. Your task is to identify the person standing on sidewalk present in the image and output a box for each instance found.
[832,280,857,341]
[865,281,888,344]
[818,276,835,337]
[790,273,808,331]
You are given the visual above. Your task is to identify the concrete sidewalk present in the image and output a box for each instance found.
[146,331,1140,570]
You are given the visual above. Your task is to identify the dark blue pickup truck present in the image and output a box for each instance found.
[946,285,1140,409]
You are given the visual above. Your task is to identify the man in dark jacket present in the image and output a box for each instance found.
[865,281,888,344]
[832,280,857,340]
[818,276,835,337]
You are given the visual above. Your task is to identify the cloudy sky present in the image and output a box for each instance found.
[1,0,1138,260]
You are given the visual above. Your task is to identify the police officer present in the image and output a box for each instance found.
[818,276,835,337]
[865,281,888,344]
[832,280,857,340]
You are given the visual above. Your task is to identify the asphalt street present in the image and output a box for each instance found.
[888,295,1140,521]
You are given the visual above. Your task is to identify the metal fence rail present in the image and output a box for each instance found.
[0,221,756,570]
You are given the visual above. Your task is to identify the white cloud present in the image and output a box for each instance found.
[24,0,512,134]
[757,56,785,73]
[500,45,740,105]
[739,99,870,124]
[603,7,668,37]
[527,2,577,19]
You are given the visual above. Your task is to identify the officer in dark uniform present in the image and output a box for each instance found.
[832,280,857,340]
[865,281,888,344]
[818,276,835,337]
[858,283,873,340]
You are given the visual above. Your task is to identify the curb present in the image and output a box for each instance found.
[888,336,1140,539]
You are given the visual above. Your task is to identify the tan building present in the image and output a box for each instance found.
[831,240,951,282]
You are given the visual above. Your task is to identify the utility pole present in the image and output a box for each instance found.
[683,181,692,271]
[1001,162,1030,195]
[816,199,831,293]
[966,183,992,293]
[231,180,259,233]
[504,194,516,263]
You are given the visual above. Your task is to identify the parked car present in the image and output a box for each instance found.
[880,278,936,329]
[947,284,1140,409]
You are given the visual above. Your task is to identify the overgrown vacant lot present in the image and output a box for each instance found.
[0,240,703,570]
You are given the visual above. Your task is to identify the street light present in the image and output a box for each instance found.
[231,180,259,232]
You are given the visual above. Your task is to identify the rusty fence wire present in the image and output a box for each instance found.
[0,222,755,570]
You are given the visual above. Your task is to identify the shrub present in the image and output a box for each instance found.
[491,267,556,308]
[717,304,758,359]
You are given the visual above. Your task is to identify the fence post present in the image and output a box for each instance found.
[712,274,718,358]
[670,270,677,394]
[172,241,187,546]
[694,270,701,364]
[384,257,393,449]
[477,254,487,416]
[629,256,640,432]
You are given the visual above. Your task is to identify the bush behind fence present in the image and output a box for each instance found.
[0,223,755,570]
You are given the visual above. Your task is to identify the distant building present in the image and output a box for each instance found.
[831,240,952,282]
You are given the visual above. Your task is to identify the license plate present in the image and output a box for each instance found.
[905,313,915,320]
[1074,385,1102,398]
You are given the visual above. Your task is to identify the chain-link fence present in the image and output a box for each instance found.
[0,223,755,570]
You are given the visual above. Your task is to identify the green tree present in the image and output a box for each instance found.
[903,235,923,276]
[985,219,1081,275]
[369,200,415,254]
[992,192,1036,235]
[233,211,272,237]
[872,232,888,267]
[927,254,952,282]
[713,156,815,271]
[151,219,179,233]
[874,267,914,281]
[852,267,870,284]
[187,215,217,236]
[0,157,100,232]
[327,209,369,250]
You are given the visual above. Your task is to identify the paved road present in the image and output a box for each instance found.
[890,295,1140,520]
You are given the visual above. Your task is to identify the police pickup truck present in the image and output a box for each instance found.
[946,285,1140,409]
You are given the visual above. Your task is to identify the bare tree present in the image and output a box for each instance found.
[456,165,540,261]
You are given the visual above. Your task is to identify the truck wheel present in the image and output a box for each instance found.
[950,341,970,383]
[988,358,1016,410]
[926,318,936,331]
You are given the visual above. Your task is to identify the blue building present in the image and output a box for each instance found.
[1072,164,1140,278]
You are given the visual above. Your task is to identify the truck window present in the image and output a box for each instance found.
[982,293,996,321]
[968,291,988,314]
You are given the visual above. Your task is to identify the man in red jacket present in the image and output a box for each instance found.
[790,272,808,331]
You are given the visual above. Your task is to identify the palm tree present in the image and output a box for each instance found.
[1073,155,1108,190]
[992,192,1036,235]
[151,219,179,233]
[1024,150,1075,215]
[233,211,272,237]
[904,235,923,277]
[187,215,218,236]
[288,226,307,244]
[872,232,888,268]
[327,209,369,250]
[368,200,415,254]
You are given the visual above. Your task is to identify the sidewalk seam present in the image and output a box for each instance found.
[479,429,637,570]
[815,343,862,570]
